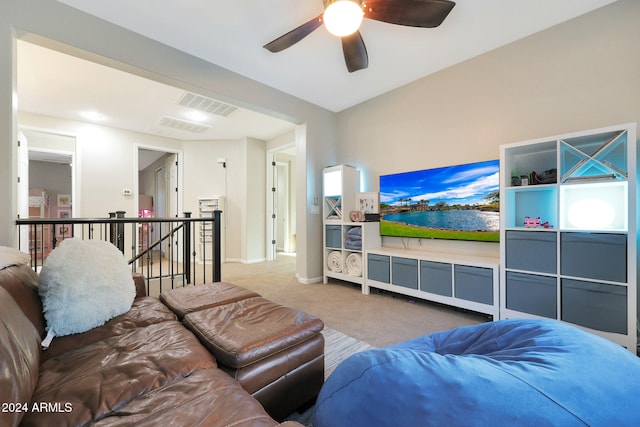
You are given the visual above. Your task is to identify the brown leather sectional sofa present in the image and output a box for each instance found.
[0,260,309,427]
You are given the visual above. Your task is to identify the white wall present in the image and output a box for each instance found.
[183,139,240,262]
[23,129,75,153]
[245,138,267,263]
[19,112,182,218]
[267,130,295,152]
[335,0,640,259]
[0,16,17,246]
[20,113,285,265]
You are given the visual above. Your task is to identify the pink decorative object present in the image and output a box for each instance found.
[524,216,541,228]
[350,210,364,222]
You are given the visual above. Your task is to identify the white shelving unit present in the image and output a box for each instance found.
[325,222,381,284]
[198,196,223,262]
[365,247,500,318]
[500,123,637,351]
[322,165,381,285]
[322,164,359,222]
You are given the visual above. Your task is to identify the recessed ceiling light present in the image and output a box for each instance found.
[185,111,207,122]
[81,111,105,121]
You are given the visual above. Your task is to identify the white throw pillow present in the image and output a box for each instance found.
[38,239,136,345]
[0,246,30,270]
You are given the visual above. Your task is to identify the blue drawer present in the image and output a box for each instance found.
[367,253,390,283]
[420,261,452,296]
[454,265,493,305]
[506,231,557,274]
[562,279,627,334]
[561,233,626,283]
[506,271,556,318]
[325,225,342,249]
[392,257,418,289]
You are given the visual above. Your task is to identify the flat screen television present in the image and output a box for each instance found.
[379,159,500,242]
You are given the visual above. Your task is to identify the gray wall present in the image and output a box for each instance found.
[29,160,72,216]
[335,0,640,257]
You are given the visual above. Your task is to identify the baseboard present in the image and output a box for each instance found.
[225,257,267,264]
[296,274,323,285]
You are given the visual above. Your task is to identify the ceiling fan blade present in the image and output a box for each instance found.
[362,0,455,28]
[342,31,368,73]
[263,14,324,52]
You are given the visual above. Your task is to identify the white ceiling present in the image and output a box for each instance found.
[17,41,297,142]
[18,0,617,143]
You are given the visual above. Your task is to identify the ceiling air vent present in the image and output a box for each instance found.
[158,116,211,133]
[177,92,239,117]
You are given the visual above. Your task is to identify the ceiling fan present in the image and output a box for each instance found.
[263,0,456,73]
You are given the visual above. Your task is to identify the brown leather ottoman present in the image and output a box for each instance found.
[183,296,325,420]
[159,281,259,319]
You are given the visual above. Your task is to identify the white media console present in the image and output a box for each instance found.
[364,247,500,318]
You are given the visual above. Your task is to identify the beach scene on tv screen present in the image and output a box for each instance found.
[380,159,500,242]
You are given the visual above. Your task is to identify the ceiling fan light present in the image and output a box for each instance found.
[323,1,364,37]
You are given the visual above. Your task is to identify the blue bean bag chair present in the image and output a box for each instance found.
[313,318,640,426]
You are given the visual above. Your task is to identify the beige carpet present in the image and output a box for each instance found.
[321,327,374,379]
[218,253,490,348]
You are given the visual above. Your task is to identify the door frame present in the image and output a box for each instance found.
[134,145,183,260]
[266,143,296,261]
[134,144,183,218]
[19,127,77,218]
[275,159,290,252]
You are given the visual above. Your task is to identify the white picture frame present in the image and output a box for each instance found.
[57,194,71,207]
[356,192,379,214]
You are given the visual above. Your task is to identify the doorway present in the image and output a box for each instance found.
[21,134,75,210]
[267,144,296,261]
[20,130,75,213]
[137,146,182,259]
[17,129,76,255]
[137,148,180,215]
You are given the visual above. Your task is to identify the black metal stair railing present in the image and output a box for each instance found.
[15,210,222,295]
